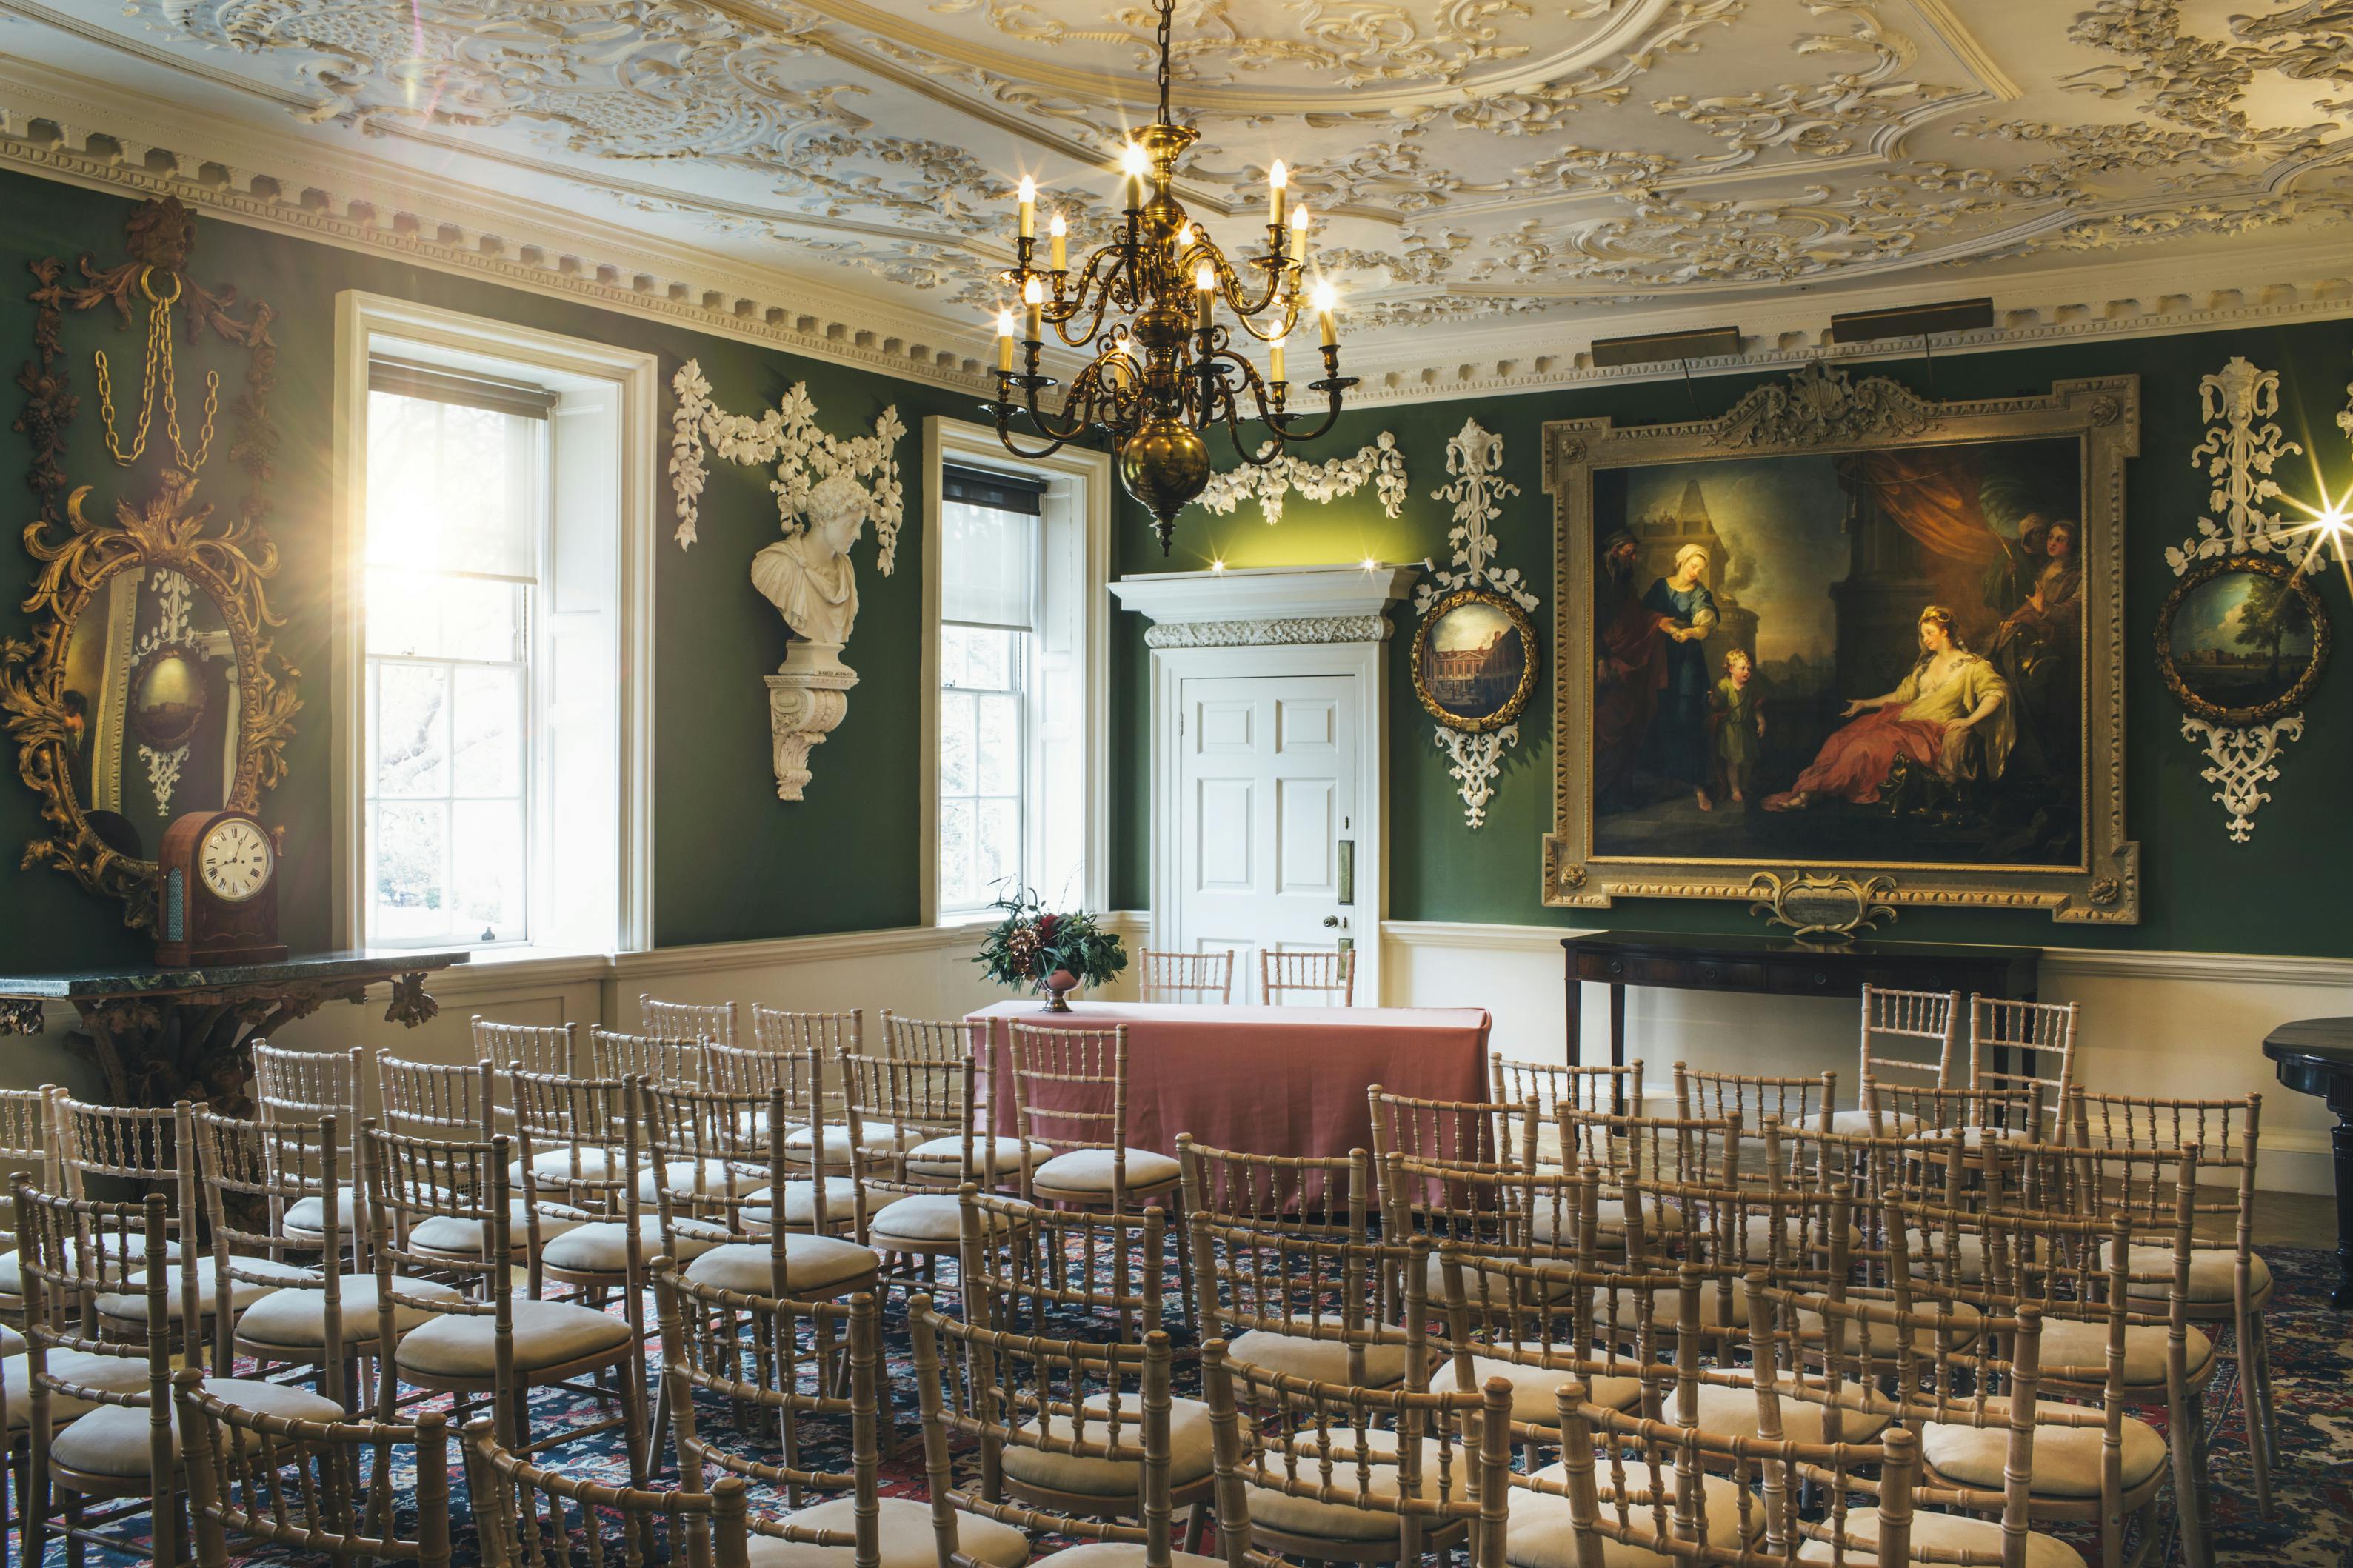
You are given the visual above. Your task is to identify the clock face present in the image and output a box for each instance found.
[198,818,273,904]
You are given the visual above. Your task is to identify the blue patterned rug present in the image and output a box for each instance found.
[35,1247,2353,1566]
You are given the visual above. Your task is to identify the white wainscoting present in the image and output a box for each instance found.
[1378,920,2347,1196]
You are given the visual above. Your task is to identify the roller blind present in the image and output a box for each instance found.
[941,467,1041,630]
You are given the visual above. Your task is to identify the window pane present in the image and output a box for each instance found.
[452,800,526,941]
[938,624,969,690]
[977,693,1021,796]
[453,666,524,796]
[374,664,450,798]
[367,572,523,663]
[940,691,976,798]
[371,801,448,940]
[939,799,976,912]
[367,393,538,578]
[960,626,1014,692]
[975,798,1019,898]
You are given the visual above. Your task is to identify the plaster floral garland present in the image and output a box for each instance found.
[2166,356,2307,843]
[668,360,905,571]
[1193,433,1409,525]
[1417,417,1537,830]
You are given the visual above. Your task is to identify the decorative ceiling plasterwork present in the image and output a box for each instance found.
[7,0,2315,361]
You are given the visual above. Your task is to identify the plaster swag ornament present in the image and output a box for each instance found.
[1416,416,1536,830]
[1192,433,1409,527]
[2165,356,2310,842]
[667,360,906,801]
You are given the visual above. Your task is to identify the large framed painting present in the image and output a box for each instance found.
[1542,362,2140,924]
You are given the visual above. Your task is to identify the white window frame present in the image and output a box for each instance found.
[921,418,1111,927]
[331,292,658,956]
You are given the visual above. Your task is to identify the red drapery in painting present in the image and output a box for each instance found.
[1853,449,2003,564]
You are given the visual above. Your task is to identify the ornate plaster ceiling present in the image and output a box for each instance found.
[5,0,2352,365]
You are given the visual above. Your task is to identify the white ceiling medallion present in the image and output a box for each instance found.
[1416,417,1537,830]
[2169,356,2309,844]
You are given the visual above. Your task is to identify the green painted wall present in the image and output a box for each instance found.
[1112,320,2353,956]
[0,167,972,968]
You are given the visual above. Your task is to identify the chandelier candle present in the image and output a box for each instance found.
[980,0,1355,553]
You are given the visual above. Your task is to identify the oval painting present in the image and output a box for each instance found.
[2157,558,2329,723]
[1415,588,1538,732]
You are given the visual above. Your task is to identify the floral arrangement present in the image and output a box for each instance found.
[973,886,1127,998]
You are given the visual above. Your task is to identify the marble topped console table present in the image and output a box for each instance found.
[0,950,468,1114]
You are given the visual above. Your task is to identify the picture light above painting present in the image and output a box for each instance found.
[1543,361,2140,925]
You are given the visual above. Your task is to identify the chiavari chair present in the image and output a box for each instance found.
[0,1087,61,1321]
[1745,1279,2075,1568]
[1610,1162,1852,1357]
[1968,996,2080,1138]
[1513,1383,1920,1568]
[878,1015,1048,1190]
[1138,950,1235,1004]
[639,993,740,1049]
[1205,1332,1509,1567]
[1833,985,1963,1135]
[1366,1087,1531,1204]
[360,1124,648,1470]
[512,1072,666,1335]
[701,1044,858,1234]
[464,1415,751,1568]
[1675,1061,1836,1141]
[1378,1150,1596,1297]
[843,1047,994,1288]
[963,1185,1165,1344]
[1426,1239,1670,1435]
[589,1026,706,1087]
[1186,1210,1425,1390]
[909,1290,1218,1554]
[1259,948,1355,1007]
[1553,1104,1738,1250]
[374,1051,495,1141]
[2067,1087,2276,1515]
[18,1181,341,1568]
[176,1368,453,1568]
[1004,1021,1192,1310]
[1891,1184,2200,1568]
[1489,1057,1642,1166]
[1867,1079,2047,1150]
[195,1110,452,1408]
[1178,1137,1372,1244]
[251,1042,364,1252]
[471,1018,578,1079]
[57,1096,216,1352]
[880,1009,975,1064]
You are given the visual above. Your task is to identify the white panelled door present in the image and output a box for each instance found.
[1175,675,1358,1004]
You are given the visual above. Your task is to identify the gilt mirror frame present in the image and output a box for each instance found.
[0,196,295,930]
[1541,361,2140,925]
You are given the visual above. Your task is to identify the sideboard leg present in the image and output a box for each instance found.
[1565,973,1583,1069]
[2331,1098,2353,1310]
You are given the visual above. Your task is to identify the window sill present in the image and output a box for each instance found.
[373,946,619,1004]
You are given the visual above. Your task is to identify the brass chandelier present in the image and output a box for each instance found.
[987,0,1354,553]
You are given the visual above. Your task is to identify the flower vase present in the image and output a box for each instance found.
[1042,969,1079,1012]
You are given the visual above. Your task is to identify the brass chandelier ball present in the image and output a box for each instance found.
[1118,417,1212,545]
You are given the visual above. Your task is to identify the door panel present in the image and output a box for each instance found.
[1177,675,1358,1004]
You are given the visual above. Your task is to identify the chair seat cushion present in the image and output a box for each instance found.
[510,1148,627,1187]
[97,1256,314,1321]
[1429,1347,1643,1424]
[1030,1148,1181,1196]
[1737,1215,1864,1260]
[744,1495,1030,1568]
[281,1187,359,1239]
[1507,1463,1755,1568]
[0,1235,176,1294]
[783,1125,923,1167]
[0,1323,21,1357]
[236,1274,463,1349]
[866,1195,968,1247]
[2100,1242,2272,1304]
[684,1237,880,1296]
[1227,1319,1409,1389]
[49,1377,343,1479]
[395,1296,634,1379]
[999,1395,1214,1495]
[638,1158,770,1204]
[412,1203,584,1258]
[1795,1506,2085,1568]
[1686,1369,1895,1443]
[1922,1407,2168,1497]
[1795,1299,1980,1356]
[544,1215,718,1272]
[1247,1429,1461,1542]
[746,1182,911,1230]
[1905,1229,1986,1284]
[1904,1124,2029,1148]
[0,1350,153,1430]
[1426,1251,1585,1304]
[1829,1109,1920,1136]
[1041,1549,1223,1568]
[2035,1317,2212,1387]
[905,1135,1053,1178]
[1608,1281,1746,1332]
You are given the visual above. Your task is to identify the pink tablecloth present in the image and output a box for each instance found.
[964,1000,1491,1162]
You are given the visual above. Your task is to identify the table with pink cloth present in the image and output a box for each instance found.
[963,1000,1492,1161]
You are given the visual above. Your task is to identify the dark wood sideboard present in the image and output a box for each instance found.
[1563,929,2042,1076]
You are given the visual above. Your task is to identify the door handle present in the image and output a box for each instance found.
[1321,916,1339,929]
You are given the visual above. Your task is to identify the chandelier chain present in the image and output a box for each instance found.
[1155,0,1172,124]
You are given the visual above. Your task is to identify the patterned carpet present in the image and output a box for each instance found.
[35,1247,2353,1567]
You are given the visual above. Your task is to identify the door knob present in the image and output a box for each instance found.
[1321,916,1340,928]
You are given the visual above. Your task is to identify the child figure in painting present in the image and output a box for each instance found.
[1709,649,1765,807]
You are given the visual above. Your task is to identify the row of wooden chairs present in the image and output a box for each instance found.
[1135,948,1356,1007]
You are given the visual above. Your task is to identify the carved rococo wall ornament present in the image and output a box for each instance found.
[2163,356,2325,843]
[1192,435,1409,527]
[1410,418,1538,830]
[668,359,906,801]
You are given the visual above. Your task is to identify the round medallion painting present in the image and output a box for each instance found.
[1412,587,1538,733]
[2156,556,2329,724]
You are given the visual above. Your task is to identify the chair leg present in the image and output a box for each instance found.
[1169,1187,1195,1329]
[2237,1310,2274,1518]
[1184,1501,1209,1555]
[2172,1389,2212,1568]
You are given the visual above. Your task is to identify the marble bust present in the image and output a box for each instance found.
[752,472,869,655]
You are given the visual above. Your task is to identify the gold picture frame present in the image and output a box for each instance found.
[1411,585,1539,734]
[2155,555,2328,724]
[1543,361,2140,924]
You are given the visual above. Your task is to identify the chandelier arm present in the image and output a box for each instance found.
[1221,416,1283,469]
[1048,290,1118,349]
[1262,384,1349,444]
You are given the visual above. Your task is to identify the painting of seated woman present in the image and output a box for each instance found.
[1586,434,2087,870]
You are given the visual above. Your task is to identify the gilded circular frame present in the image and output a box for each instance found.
[1411,587,1540,734]
[2155,554,2329,724]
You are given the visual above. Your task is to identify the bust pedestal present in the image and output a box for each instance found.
[766,639,858,801]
